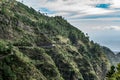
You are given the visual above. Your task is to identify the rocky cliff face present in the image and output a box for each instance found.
[0,1,110,80]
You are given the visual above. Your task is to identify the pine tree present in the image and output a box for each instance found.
[106,66,115,77]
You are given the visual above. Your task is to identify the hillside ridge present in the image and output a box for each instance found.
[0,1,111,80]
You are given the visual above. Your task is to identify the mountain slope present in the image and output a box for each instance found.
[0,1,110,80]
[102,46,120,66]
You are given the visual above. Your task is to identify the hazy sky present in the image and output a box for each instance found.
[17,0,120,51]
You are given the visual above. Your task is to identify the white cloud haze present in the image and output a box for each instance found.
[16,0,120,28]
[17,0,119,16]
[92,26,120,31]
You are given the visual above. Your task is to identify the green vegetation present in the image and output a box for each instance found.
[106,64,120,80]
[0,0,112,80]
[0,40,13,55]
[102,46,120,66]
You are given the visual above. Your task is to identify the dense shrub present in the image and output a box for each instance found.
[0,41,13,55]
[106,63,120,80]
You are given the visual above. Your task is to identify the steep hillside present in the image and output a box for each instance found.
[116,53,120,61]
[102,47,120,66]
[0,1,110,80]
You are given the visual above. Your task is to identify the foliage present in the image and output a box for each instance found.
[106,64,120,80]
[106,66,115,77]
[0,0,111,80]
[0,40,13,55]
